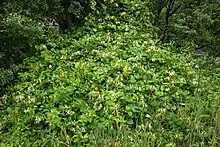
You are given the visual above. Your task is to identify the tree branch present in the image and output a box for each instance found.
[168,4,181,18]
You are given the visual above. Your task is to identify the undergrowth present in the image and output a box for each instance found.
[0,1,220,146]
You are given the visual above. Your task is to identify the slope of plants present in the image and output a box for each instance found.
[1,0,220,146]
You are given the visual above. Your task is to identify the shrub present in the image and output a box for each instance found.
[0,13,46,68]
[0,20,198,145]
[0,67,16,96]
[1,1,219,146]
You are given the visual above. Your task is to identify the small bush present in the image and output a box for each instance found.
[0,21,198,145]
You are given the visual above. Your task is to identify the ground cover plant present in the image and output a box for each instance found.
[0,0,220,146]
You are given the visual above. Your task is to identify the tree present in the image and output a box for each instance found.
[1,0,93,30]
[150,0,220,56]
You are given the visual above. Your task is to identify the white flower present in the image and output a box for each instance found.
[24,108,30,113]
[35,116,41,123]
[168,71,175,76]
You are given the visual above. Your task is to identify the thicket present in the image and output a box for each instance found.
[0,0,220,146]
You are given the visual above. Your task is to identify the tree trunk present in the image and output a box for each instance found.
[63,0,72,30]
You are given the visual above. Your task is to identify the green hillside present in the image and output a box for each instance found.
[1,0,220,146]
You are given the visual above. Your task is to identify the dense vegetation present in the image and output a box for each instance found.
[0,0,220,146]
